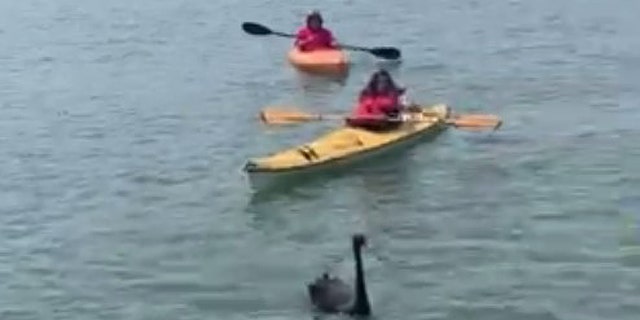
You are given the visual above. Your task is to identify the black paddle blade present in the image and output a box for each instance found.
[369,47,401,60]
[242,22,272,35]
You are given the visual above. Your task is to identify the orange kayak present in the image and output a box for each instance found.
[287,47,349,75]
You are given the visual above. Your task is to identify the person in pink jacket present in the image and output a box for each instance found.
[347,70,421,131]
[295,11,338,52]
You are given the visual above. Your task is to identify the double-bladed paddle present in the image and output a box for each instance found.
[259,107,503,131]
[242,22,401,60]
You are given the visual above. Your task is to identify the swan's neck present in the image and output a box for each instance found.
[350,243,371,316]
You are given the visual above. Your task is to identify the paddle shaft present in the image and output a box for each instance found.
[242,22,401,60]
[337,44,371,52]
[260,108,502,130]
[257,31,376,53]
[267,109,496,121]
[264,111,498,126]
[271,31,295,38]
[327,114,490,126]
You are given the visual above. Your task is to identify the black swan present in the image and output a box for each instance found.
[307,234,371,316]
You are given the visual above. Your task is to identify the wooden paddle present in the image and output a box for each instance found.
[242,22,402,60]
[259,107,503,131]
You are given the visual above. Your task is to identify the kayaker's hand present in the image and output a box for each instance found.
[406,105,422,113]
[296,35,317,51]
[306,33,322,44]
[384,109,401,119]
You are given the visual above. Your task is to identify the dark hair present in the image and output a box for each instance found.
[359,69,404,98]
[306,11,323,25]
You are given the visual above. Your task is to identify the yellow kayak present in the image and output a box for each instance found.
[287,47,349,75]
[244,104,450,189]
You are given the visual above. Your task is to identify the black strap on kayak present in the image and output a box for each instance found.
[306,146,319,159]
[298,148,312,161]
[297,145,319,161]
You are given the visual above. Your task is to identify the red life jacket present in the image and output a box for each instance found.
[352,90,403,119]
[295,27,336,51]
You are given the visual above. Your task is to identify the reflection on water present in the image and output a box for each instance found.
[620,196,640,259]
[352,153,415,211]
[293,70,348,92]
[246,166,356,207]
[290,70,351,113]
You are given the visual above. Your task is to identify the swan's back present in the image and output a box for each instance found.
[307,273,353,312]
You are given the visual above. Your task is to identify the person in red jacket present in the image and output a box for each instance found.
[295,11,338,52]
[347,70,416,131]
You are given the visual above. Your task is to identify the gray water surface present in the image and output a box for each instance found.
[1,0,637,319]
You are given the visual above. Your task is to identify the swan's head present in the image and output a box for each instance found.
[352,234,367,248]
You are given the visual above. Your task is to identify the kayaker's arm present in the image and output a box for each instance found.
[325,29,339,49]
[296,34,327,51]
[398,90,419,110]
[399,93,410,107]
[330,37,340,49]
[294,28,314,49]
